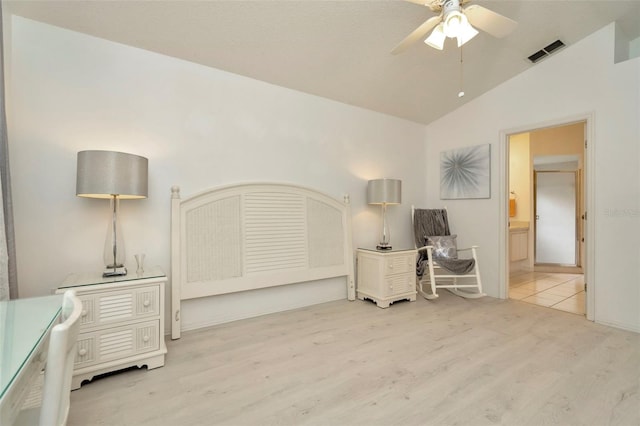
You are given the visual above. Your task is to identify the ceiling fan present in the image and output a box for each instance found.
[392,0,517,53]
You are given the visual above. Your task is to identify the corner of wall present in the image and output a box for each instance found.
[2,8,12,109]
[614,21,640,63]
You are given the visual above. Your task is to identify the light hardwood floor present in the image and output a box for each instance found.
[68,293,639,426]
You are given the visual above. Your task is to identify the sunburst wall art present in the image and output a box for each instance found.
[440,143,491,199]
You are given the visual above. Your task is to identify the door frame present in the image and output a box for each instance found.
[499,113,595,321]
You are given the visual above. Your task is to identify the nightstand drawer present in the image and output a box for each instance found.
[74,320,160,368]
[384,273,415,296]
[384,254,414,275]
[78,285,160,329]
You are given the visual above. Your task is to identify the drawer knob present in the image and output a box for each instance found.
[78,348,87,356]
[81,310,88,317]
[143,300,151,307]
[143,335,150,342]
[389,264,394,269]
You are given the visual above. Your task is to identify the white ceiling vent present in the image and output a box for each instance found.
[528,39,566,63]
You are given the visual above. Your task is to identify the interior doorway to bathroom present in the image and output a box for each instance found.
[535,170,579,266]
[506,121,586,316]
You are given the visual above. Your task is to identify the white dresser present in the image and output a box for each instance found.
[356,248,417,308]
[58,267,167,389]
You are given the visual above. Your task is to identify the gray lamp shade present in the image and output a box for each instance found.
[76,150,148,199]
[367,179,402,205]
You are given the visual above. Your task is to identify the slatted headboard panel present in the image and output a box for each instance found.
[170,183,355,339]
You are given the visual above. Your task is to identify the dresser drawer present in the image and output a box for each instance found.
[78,285,160,330]
[384,273,415,296]
[74,320,160,369]
[384,254,414,276]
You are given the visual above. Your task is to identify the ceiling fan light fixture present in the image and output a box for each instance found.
[456,21,479,47]
[392,0,517,55]
[443,10,465,38]
[425,23,446,50]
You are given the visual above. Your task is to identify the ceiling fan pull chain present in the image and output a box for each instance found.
[458,46,465,98]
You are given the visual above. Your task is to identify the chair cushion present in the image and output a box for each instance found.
[427,235,458,259]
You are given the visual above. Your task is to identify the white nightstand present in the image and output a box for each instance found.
[58,266,167,390]
[356,248,417,308]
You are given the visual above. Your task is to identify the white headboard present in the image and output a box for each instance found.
[170,183,355,339]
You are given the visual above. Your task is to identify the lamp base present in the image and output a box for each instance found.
[376,243,392,251]
[103,266,127,277]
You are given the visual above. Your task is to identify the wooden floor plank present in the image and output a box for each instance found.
[68,293,640,426]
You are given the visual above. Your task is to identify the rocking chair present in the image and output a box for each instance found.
[411,206,485,299]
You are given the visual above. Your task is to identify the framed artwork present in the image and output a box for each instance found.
[440,143,491,199]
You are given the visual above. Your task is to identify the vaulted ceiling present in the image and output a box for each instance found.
[4,1,640,124]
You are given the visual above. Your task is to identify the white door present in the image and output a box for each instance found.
[535,171,577,265]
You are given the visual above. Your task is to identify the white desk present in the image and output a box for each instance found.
[0,295,62,425]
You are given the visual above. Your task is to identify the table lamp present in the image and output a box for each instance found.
[367,178,402,250]
[76,150,148,277]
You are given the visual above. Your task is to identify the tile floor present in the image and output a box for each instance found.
[509,271,585,315]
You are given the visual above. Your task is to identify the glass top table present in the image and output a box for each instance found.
[358,247,417,253]
[0,295,62,402]
[59,265,166,289]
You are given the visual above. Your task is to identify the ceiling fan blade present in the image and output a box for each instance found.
[391,15,441,55]
[404,0,429,5]
[464,4,517,38]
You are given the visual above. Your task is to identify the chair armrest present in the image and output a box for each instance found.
[457,245,479,252]
[417,246,434,260]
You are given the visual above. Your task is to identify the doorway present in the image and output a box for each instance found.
[534,170,579,266]
[505,121,587,316]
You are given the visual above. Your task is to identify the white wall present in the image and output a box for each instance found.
[8,17,639,333]
[425,23,640,332]
[7,17,427,330]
